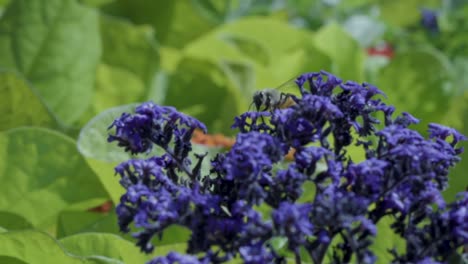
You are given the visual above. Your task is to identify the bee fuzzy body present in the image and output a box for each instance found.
[252,89,296,112]
[251,77,301,112]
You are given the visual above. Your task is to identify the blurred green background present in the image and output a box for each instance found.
[0,0,467,263]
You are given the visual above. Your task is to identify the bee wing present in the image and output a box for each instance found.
[274,76,302,98]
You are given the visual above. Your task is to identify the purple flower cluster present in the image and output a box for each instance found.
[109,71,467,264]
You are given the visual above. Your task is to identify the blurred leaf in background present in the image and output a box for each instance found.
[0,0,101,127]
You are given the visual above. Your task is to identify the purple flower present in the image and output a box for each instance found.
[392,192,468,263]
[147,252,207,264]
[428,123,467,148]
[239,242,276,264]
[272,202,313,250]
[344,158,389,199]
[218,132,286,205]
[267,165,307,206]
[108,102,206,158]
[272,94,343,148]
[231,112,273,133]
[421,8,439,33]
[294,146,331,176]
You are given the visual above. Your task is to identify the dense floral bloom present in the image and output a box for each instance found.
[108,102,206,156]
[239,242,276,264]
[108,71,467,264]
[209,132,286,205]
[391,192,468,263]
[272,202,314,250]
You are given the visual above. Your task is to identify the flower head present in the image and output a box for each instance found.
[109,71,466,264]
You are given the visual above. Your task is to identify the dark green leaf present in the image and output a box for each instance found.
[0,127,108,228]
[102,0,215,48]
[57,211,118,239]
[60,233,147,263]
[99,15,159,87]
[0,230,122,263]
[165,57,243,134]
[0,256,28,264]
[0,211,33,230]
[0,0,101,126]
[0,71,56,131]
[313,23,366,82]
[378,0,439,27]
[375,48,453,132]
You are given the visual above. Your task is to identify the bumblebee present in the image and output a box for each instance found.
[251,77,300,111]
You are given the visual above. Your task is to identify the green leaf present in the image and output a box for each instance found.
[313,22,366,82]
[80,0,114,7]
[57,211,191,247]
[90,63,146,115]
[60,233,187,262]
[0,211,33,230]
[378,0,439,27]
[0,71,56,131]
[0,0,101,126]
[0,127,108,228]
[375,48,453,132]
[57,211,119,239]
[102,0,216,48]
[184,17,333,107]
[60,233,147,263]
[0,256,28,264]
[184,17,311,69]
[77,15,160,128]
[99,15,159,87]
[83,158,123,206]
[370,216,406,263]
[0,230,122,264]
[165,56,243,134]
[219,34,270,66]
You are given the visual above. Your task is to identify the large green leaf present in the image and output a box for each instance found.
[0,230,122,264]
[60,233,147,263]
[80,0,114,7]
[100,15,159,87]
[165,57,243,134]
[102,0,216,48]
[88,64,146,116]
[60,233,187,262]
[77,15,161,128]
[184,17,312,69]
[0,127,108,228]
[0,211,33,230]
[378,0,439,27]
[375,48,453,131]
[184,17,333,102]
[313,23,366,82]
[0,0,101,126]
[57,211,118,239]
[0,71,56,131]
